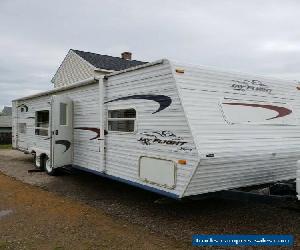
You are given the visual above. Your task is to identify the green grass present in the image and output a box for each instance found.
[0,144,11,149]
[0,240,8,249]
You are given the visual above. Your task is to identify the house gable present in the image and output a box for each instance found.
[51,50,96,88]
[51,49,147,88]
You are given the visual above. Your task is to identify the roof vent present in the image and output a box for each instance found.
[121,52,132,60]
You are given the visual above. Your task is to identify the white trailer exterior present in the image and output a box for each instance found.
[12,59,300,199]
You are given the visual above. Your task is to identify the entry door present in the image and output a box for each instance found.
[51,95,73,168]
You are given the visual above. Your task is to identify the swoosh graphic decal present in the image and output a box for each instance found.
[223,102,292,120]
[55,140,71,152]
[105,95,172,114]
[17,104,28,112]
[74,127,108,140]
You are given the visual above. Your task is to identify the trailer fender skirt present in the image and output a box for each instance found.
[72,165,180,199]
[296,161,300,200]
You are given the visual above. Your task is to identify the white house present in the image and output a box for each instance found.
[51,49,147,88]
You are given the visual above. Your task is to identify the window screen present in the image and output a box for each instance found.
[60,103,67,125]
[18,123,26,134]
[35,110,49,136]
[108,108,136,132]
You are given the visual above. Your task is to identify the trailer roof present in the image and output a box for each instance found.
[14,60,165,102]
[14,58,295,102]
[104,59,165,78]
[13,77,98,102]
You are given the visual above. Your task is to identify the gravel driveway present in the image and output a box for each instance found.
[0,173,185,250]
[0,149,299,249]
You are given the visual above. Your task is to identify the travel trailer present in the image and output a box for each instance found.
[12,59,300,199]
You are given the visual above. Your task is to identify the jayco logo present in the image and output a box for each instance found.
[231,80,272,94]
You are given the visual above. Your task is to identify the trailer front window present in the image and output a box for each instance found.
[35,110,49,136]
[108,108,136,132]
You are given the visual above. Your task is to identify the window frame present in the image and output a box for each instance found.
[35,110,50,137]
[107,107,137,134]
[59,102,68,126]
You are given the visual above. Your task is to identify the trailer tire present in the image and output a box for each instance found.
[43,155,57,176]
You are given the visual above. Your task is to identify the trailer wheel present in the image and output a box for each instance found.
[43,155,57,176]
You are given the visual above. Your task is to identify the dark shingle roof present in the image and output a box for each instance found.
[72,49,147,71]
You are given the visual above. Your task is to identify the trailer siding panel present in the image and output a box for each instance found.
[171,62,300,196]
[13,83,101,171]
[104,62,198,197]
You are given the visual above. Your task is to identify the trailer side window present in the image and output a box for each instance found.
[35,110,49,136]
[18,123,26,134]
[108,108,136,132]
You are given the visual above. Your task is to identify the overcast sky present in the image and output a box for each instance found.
[1,0,300,109]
